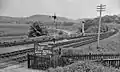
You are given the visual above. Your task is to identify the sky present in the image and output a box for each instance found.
[0,0,120,19]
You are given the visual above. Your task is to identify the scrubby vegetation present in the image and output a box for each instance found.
[47,61,120,72]
[77,18,110,33]
[90,15,120,24]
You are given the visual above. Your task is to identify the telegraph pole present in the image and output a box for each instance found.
[96,4,106,49]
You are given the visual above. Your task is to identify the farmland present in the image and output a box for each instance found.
[0,22,78,42]
[0,23,30,37]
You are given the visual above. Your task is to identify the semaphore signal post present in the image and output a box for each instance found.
[81,20,85,36]
[49,13,58,44]
[96,4,106,49]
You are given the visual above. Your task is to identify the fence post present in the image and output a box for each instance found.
[27,54,30,68]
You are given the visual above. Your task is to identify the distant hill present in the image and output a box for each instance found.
[0,16,24,24]
[1,14,120,24]
[0,14,78,24]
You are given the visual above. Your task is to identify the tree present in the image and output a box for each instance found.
[84,17,109,33]
[28,21,48,37]
[84,19,97,31]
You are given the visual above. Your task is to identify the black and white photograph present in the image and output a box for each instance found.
[0,0,120,72]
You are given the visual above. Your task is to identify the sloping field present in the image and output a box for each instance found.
[0,23,77,41]
[64,24,120,54]
[0,23,30,36]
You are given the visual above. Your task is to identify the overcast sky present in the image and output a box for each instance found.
[0,0,120,19]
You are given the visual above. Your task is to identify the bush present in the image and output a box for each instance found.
[47,61,119,72]
[28,21,48,37]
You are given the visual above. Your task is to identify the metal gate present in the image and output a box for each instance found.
[27,54,51,70]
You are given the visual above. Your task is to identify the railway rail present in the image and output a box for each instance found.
[0,48,34,59]
[0,33,97,47]
[50,36,96,48]
[63,31,114,48]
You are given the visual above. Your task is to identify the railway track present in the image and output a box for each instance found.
[0,29,118,69]
[0,48,34,59]
[51,36,97,48]
[0,56,28,69]
[63,29,118,48]
[62,36,103,48]
[0,35,97,59]
[0,33,96,47]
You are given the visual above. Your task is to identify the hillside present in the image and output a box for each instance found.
[0,14,77,24]
[1,14,120,24]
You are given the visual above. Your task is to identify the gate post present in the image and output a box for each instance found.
[27,54,30,68]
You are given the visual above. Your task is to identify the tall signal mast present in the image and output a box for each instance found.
[49,13,57,29]
[81,20,85,36]
[49,13,57,44]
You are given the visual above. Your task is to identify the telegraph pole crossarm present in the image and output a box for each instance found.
[96,4,106,49]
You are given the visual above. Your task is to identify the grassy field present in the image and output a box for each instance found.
[0,23,78,41]
[0,23,30,36]
[0,23,77,36]
[0,23,29,41]
[62,23,120,54]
